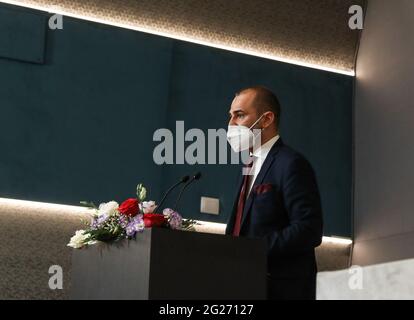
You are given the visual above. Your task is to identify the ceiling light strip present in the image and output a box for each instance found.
[0,0,355,76]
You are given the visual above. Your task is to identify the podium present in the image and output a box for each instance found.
[70,227,267,299]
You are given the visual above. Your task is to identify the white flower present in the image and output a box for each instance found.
[139,200,157,214]
[86,240,99,245]
[98,201,119,217]
[67,230,89,249]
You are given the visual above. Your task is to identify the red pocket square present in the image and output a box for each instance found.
[253,183,273,195]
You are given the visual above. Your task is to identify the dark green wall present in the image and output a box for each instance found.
[0,4,352,236]
[0,4,173,205]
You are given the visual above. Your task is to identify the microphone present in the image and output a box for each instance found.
[173,172,202,211]
[156,175,190,213]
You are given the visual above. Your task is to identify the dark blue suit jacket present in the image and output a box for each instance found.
[225,138,323,299]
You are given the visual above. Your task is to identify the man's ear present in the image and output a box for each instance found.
[262,111,275,129]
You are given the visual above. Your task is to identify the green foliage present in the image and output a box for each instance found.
[80,201,98,209]
[136,183,147,202]
[181,219,199,231]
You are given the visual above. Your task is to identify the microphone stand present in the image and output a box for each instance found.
[173,172,201,211]
[155,176,189,213]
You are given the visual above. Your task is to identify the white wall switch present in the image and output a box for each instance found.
[200,196,219,215]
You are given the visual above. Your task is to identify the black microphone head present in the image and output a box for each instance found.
[181,175,190,183]
[193,172,202,180]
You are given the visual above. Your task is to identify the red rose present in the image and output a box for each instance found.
[119,198,139,217]
[143,213,167,228]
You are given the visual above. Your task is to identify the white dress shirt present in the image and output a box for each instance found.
[247,134,280,196]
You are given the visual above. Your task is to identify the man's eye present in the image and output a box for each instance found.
[237,114,245,119]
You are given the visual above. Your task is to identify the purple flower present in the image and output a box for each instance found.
[125,224,136,237]
[90,217,100,230]
[118,215,129,228]
[125,215,144,237]
[162,208,175,219]
[90,214,108,230]
[97,213,109,225]
[168,211,183,230]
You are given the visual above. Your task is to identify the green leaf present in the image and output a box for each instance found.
[80,201,98,209]
[136,183,147,202]
[87,228,117,242]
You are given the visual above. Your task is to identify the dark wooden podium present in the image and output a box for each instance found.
[70,227,267,300]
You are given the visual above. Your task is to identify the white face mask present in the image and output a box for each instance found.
[227,114,265,152]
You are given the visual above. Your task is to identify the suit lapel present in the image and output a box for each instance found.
[241,138,283,228]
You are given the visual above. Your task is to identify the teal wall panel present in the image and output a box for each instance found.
[0,5,173,205]
[0,5,46,63]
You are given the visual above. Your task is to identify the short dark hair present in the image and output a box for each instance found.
[235,86,281,127]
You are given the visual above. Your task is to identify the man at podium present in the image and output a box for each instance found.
[225,86,323,300]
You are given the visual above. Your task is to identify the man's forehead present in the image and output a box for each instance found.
[230,91,256,111]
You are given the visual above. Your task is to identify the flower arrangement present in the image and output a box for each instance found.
[68,183,197,249]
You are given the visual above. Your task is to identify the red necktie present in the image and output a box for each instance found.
[232,163,253,237]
